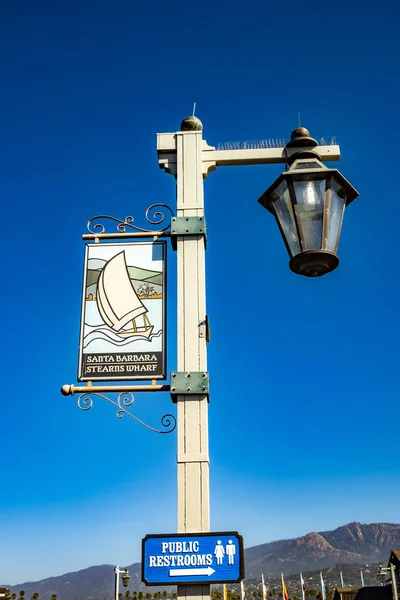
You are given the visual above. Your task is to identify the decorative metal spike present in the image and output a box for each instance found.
[216,137,291,150]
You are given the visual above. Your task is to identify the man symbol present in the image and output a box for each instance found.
[226,540,236,564]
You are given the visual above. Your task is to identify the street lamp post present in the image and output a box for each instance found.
[378,564,399,600]
[157,116,358,600]
[114,566,130,600]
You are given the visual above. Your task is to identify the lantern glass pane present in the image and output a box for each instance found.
[293,179,325,250]
[327,177,347,252]
[271,180,301,256]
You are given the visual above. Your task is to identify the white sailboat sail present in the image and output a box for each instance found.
[96,251,153,338]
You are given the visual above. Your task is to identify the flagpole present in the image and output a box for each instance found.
[224,584,228,600]
[340,572,345,588]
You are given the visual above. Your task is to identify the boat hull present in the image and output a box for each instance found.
[117,325,154,339]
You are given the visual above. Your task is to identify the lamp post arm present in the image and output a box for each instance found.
[157,132,340,178]
[204,145,340,167]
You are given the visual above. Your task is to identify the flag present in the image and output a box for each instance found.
[300,573,307,600]
[241,581,246,600]
[360,570,365,588]
[262,574,269,600]
[282,574,289,600]
[320,573,326,600]
[340,572,345,588]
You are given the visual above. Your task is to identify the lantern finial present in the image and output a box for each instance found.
[285,126,319,165]
[291,126,311,139]
[286,126,318,150]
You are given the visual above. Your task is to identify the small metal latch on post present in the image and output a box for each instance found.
[170,216,207,250]
[199,315,210,342]
[170,372,210,402]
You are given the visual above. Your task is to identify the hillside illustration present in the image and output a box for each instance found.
[85,258,163,301]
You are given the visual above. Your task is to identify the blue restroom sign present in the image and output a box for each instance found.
[142,532,244,585]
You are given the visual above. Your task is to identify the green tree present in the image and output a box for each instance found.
[162,592,168,600]
[145,593,153,600]
[137,283,155,298]
[50,595,57,600]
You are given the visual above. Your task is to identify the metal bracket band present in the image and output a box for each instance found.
[170,216,207,250]
[176,453,209,464]
[170,371,210,402]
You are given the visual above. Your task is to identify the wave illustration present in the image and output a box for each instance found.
[83,327,162,349]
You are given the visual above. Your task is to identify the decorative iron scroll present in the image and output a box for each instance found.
[87,203,173,235]
[77,391,176,434]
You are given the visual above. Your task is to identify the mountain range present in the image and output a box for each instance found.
[244,522,400,578]
[3,522,400,600]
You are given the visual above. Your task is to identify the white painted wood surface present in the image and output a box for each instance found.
[175,130,210,600]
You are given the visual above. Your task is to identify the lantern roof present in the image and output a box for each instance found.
[258,158,359,213]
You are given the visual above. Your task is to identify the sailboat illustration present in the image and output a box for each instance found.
[96,251,154,339]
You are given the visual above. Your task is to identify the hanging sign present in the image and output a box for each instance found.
[142,532,244,586]
[78,241,166,381]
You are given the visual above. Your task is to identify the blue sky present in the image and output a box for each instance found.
[1,0,400,587]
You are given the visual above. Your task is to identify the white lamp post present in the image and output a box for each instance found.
[157,116,359,600]
[378,564,399,600]
[114,566,130,600]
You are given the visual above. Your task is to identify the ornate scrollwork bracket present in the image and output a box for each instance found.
[84,203,173,239]
[61,384,176,435]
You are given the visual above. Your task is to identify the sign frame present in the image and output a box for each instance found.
[77,241,167,382]
[141,531,245,586]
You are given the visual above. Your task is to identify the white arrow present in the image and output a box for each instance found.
[169,567,216,577]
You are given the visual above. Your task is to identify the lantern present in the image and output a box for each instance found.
[122,570,130,587]
[258,128,359,277]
